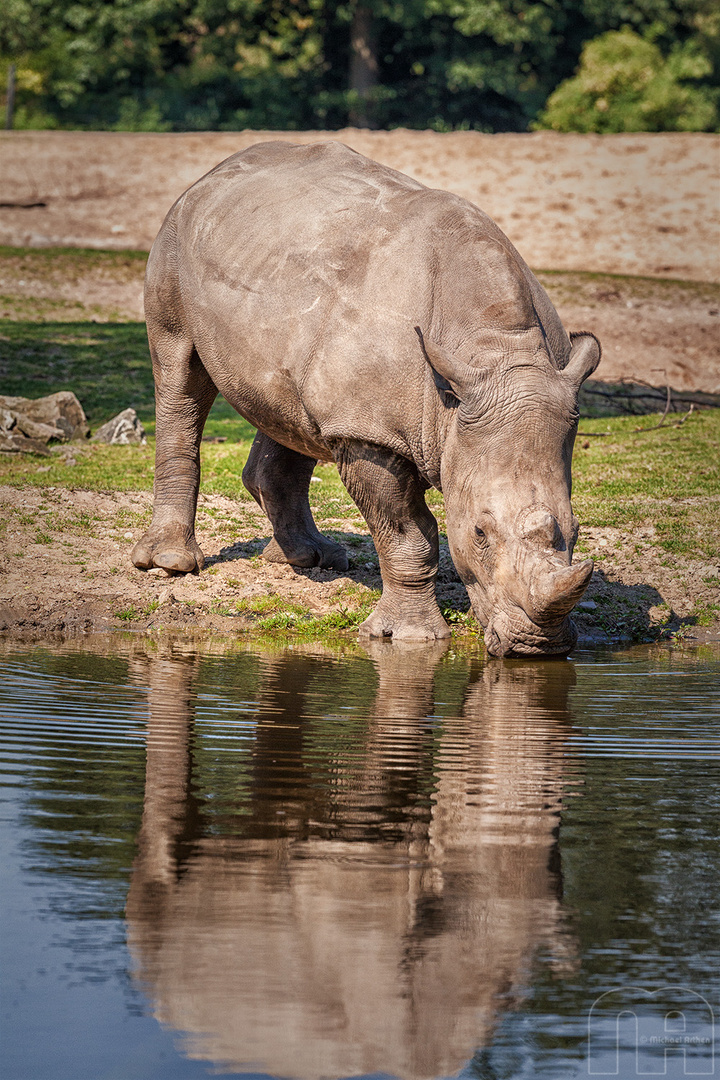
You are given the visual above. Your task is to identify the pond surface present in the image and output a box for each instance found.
[0,636,718,1080]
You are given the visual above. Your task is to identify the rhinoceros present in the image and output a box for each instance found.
[132,140,601,655]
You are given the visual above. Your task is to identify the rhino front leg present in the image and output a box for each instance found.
[242,431,349,571]
[132,332,217,574]
[336,441,450,641]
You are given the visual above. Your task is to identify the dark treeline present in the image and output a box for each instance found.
[1,0,718,132]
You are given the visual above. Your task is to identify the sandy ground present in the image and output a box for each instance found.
[1,130,719,393]
[1,130,719,282]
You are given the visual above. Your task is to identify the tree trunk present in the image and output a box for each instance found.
[5,64,16,130]
[349,5,378,128]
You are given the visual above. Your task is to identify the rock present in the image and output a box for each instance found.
[0,404,66,442]
[0,431,52,456]
[1,405,64,448]
[13,415,65,441]
[91,408,146,445]
[0,392,89,442]
[577,600,597,611]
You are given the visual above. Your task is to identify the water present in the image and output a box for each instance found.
[0,636,718,1080]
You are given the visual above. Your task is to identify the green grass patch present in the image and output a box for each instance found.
[534,269,719,309]
[572,409,720,558]
[255,608,372,633]
[0,245,148,271]
[231,586,380,634]
[235,594,307,617]
[0,319,258,442]
[0,441,156,491]
[0,321,154,427]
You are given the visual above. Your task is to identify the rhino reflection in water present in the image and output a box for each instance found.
[126,645,578,1079]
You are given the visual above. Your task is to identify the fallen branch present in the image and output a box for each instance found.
[579,400,696,438]
[631,381,672,432]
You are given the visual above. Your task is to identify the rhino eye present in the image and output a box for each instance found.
[475,526,487,542]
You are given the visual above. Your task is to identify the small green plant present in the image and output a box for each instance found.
[235,593,293,616]
[692,602,720,627]
[34,530,52,544]
[115,605,138,622]
[441,606,475,630]
[210,602,236,616]
[256,611,305,630]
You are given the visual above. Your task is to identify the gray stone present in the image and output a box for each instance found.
[0,392,89,442]
[12,413,65,441]
[0,431,52,456]
[91,408,146,446]
[577,600,597,611]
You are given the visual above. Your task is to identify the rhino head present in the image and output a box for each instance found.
[419,328,601,657]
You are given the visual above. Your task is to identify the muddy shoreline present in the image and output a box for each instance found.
[2,484,718,648]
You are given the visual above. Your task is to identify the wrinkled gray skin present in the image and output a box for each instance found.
[132,140,601,656]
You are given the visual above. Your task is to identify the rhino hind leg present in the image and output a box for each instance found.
[336,442,450,641]
[132,330,217,575]
[242,431,349,572]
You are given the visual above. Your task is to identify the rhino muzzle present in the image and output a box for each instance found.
[484,610,579,657]
[476,558,593,658]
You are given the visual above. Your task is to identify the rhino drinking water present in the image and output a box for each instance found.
[132,140,601,655]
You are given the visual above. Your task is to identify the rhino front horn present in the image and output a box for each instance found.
[530,559,594,620]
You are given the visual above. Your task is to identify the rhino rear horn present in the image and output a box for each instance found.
[414,327,483,402]
[563,333,602,388]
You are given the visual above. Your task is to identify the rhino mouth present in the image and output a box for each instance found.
[484,610,578,658]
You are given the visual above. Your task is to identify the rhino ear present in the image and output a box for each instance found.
[414,327,481,402]
[563,332,601,388]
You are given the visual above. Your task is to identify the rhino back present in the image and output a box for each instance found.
[155,141,569,462]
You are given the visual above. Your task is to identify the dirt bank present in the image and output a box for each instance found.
[1,130,718,282]
[1,483,717,646]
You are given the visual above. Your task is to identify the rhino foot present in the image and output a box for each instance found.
[263,534,349,572]
[132,523,205,574]
[358,598,450,642]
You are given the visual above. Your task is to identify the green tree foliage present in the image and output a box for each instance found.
[0,0,718,132]
[536,26,718,130]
